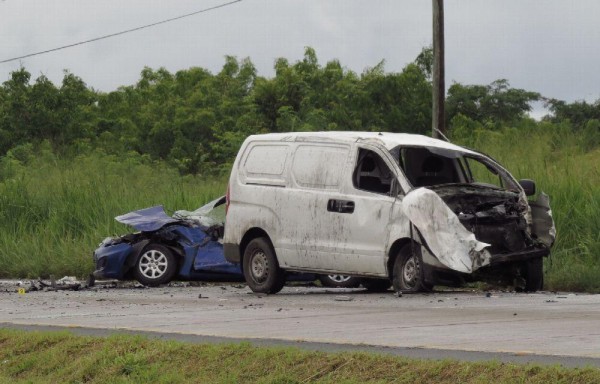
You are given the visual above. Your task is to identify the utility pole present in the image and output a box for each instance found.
[432,0,445,138]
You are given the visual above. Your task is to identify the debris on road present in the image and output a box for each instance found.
[334,296,353,302]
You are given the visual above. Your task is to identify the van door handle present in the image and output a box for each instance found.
[327,199,355,214]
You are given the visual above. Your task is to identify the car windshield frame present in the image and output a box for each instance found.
[388,144,521,192]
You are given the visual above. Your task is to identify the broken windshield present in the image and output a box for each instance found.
[389,145,518,191]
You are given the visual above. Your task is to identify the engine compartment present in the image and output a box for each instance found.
[430,184,534,254]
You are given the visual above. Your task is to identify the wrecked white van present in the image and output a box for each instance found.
[223,132,555,294]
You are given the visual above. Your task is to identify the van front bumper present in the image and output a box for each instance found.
[488,246,550,266]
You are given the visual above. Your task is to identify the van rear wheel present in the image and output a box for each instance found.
[243,237,286,294]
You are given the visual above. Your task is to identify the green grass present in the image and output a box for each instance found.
[0,147,226,278]
[0,329,598,383]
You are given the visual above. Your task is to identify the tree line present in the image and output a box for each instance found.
[1,47,598,174]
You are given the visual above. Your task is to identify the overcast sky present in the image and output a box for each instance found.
[1,0,599,110]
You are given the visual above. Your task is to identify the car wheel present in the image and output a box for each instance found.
[243,237,286,294]
[523,257,543,292]
[392,243,426,293]
[133,244,178,286]
[361,278,392,292]
[319,275,361,288]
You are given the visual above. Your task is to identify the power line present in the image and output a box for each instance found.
[0,0,242,64]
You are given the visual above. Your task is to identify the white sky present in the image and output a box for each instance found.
[1,0,599,106]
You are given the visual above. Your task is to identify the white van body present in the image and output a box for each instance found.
[224,132,554,293]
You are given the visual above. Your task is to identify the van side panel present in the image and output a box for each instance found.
[275,143,351,269]
[224,140,290,264]
[224,135,420,278]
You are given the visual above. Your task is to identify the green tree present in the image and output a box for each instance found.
[546,98,600,129]
[446,79,540,128]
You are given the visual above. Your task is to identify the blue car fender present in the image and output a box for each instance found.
[124,239,152,269]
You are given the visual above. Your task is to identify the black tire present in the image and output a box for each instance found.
[318,275,361,288]
[523,257,544,292]
[133,244,178,286]
[243,237,286,294]
[392,243,426,293]
[361,278,392,292]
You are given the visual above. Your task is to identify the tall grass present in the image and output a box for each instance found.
[0,147,226,278]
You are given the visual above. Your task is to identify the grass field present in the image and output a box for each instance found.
[0,147,227,279]
[0,329,598,383]
[0,126,598,291]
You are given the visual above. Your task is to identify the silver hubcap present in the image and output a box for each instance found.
[139,250,168,279]
[251,251,268,282]
[402,256,418,287]
[328,275,352,283]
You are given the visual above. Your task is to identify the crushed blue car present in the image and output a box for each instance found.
[93,196,243,286]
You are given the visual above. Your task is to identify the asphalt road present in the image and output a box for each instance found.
[1,281,599,367]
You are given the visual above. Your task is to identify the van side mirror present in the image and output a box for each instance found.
[519,179,536,196]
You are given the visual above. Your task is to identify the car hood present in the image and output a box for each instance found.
[115,206,179,232]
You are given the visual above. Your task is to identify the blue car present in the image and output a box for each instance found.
[93,196,243,286]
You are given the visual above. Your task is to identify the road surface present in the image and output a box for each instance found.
[1,281,599,367]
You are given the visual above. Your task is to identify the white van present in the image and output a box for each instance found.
[223,132,555,294]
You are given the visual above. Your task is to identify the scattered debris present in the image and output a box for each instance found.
[57,276,78,284]
[334,296,353,302]
[168,282,190,288]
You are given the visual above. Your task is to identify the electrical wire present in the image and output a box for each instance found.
[0,0,242,64]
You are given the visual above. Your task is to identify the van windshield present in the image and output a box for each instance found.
[389,146,518,191]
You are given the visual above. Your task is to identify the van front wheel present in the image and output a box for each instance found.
[243,237,286,294]
[392,243,426,293]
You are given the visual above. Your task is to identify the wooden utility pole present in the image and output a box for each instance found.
[432,0,445,138]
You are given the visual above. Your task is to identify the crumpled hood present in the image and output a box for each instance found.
[402,187,492,273]
[115,206,179,232]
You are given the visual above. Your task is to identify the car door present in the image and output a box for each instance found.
[323,145,399,275]
[274,143,353,270]
[281,143,398,275]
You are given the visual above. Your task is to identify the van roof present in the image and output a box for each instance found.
[246,131,478,155]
